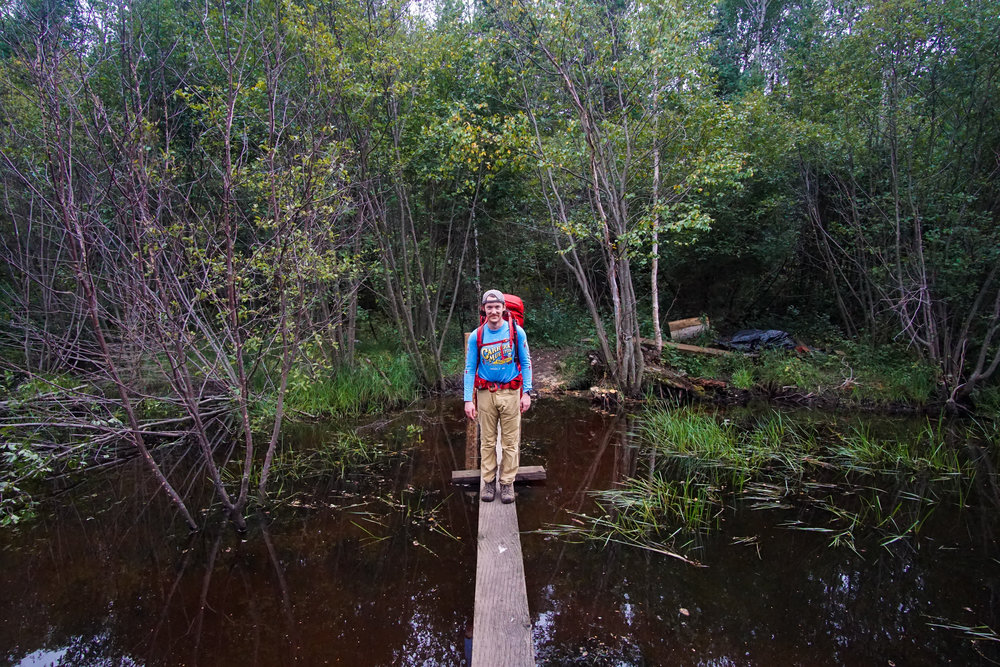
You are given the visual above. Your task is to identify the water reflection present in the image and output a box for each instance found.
[0,398,997,666]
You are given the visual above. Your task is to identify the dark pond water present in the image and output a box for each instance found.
[1,397,998,666]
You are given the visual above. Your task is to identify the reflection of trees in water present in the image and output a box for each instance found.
[5,400,998,665]
[1,481,475,666]
[528,413,646,663]
[524,408,1000,665]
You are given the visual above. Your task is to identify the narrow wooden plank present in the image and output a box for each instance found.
[472,474,535,666]
[666,340,733,356]
[641,337,734,357]
[452,466,547,485]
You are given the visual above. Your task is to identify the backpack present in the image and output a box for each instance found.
[474,293,524,390]
[478,293,524,328]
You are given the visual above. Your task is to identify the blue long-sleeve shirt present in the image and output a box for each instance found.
[463,321,532,401]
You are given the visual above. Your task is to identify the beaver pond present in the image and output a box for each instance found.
[2,397,998,665]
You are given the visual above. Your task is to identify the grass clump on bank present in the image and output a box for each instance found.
[642,405,972,479]
[640,406,817,474]
[281,351,418,418]
[660,339,940,407]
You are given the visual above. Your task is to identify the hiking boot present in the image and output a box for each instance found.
[480,480,496,502]
[500,483,515,504]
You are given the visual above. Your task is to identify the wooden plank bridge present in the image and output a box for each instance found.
[453,420,544,666]
[471,473,535,666]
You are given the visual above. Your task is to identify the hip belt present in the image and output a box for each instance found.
[474,375,522,392]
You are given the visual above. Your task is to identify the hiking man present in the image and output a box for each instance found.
[464,290,532,503]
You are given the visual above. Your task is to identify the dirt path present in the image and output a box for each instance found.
[530,347,570,393]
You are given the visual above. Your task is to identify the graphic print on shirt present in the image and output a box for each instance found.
[480,339,514,368]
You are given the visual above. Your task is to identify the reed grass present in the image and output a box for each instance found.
[283,352,417,417]
[926,618,1000,643]
[641,406,819,475]
[640,406,739,463]
[535,473,719,566]
[595,474,722,532]
[635,403,982,556]
[831,419,970,476]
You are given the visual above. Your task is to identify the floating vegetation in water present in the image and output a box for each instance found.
[535,474,716,566]
[544,405,994,563]
[376,486,461,543]
[221,430,405,506]
[830,419,972,477]
[779,486,938,555]
[926,617,1000,643]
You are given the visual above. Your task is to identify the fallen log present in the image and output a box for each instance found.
[640,337,735,357]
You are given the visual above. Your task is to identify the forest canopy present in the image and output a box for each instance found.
[1,0,998,522]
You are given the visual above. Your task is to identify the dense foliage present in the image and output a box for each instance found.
[1,0,997,526]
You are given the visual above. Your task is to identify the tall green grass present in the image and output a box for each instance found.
[631,404,980,556]
[640,406,738,461]
[283,352,418,417]
[642,406,968,477]
[640,406,816,473]
[831,420,970,476]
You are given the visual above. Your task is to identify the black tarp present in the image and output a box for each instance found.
[719,329,797,352]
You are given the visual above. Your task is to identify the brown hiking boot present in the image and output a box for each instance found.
[480,479,496,502]
[500,483,515,504]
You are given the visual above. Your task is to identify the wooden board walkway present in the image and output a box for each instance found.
[472,473,535,666]
[452,466,546,485]
[460,420,536,667]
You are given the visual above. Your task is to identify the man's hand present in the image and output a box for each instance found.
[464,401,477,420]
[520,392,531,413]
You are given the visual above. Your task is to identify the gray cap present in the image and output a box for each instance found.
[481,289,505,305]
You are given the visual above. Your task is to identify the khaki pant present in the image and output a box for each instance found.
[477,388,521,485]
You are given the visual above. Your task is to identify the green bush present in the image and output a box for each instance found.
[525,292,594,347]
[559,349,596,390]
[0,439,51,527]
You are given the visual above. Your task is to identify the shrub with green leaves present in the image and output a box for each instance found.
[525,293,594,347]
[0,440,52,527]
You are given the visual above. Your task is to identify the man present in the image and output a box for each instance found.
[464,290,532,504]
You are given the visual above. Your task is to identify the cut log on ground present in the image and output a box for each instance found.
[668,317,710,342]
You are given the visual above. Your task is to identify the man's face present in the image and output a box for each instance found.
[484,301,504,326]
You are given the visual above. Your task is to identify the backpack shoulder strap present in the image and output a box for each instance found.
[510,322,520,368]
